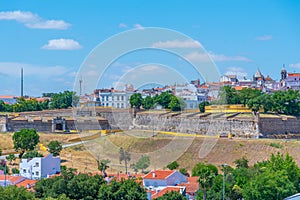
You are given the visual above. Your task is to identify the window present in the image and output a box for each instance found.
[35,171,39,176]
[35,162,39,167]
[23,169,26,173]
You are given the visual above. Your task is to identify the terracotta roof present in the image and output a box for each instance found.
[16,179,38,188]
[234,86,243,91]
[152,186,184,199]
[0,175,24,184]
[178,176,199,194]
[288,73,300,77]
[143,170,175,180]
[0,95,16,99]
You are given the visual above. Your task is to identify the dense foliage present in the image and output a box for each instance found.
[0,90,78,112]
[130,91,185,111]
[214,86,300,116]
[34,167,147,200]
[12,128,39,158]
[194,152,300,200]
[47,140,63,156]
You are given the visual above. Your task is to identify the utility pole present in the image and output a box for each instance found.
[21,68,24,98]
[4,163,6,187]
[79,75,83,96]
[221,163,228,200]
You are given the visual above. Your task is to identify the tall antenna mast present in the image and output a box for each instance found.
[79,75,83,96]
[21,68,24,97]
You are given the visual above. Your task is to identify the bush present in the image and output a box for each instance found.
[167,161,179,170]
[270,143,283,149]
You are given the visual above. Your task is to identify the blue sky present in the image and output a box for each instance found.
[0,0,300,96]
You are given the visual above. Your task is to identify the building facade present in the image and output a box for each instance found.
[20,154,60,180]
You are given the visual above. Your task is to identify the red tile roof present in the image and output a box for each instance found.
[288,73,300,77]
[0,95,16,99]
[152,186,184,199]
[143,170,175,180]
[0,175,24,184]
[16,179,38,188]
[177,176,199,195]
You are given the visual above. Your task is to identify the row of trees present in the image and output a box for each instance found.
[1,152,298,200]
[192,152,300,200]
[200,86,300,116]
[0,91,78,112]
[130,91,185,111]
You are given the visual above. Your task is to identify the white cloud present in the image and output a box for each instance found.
[256,35,272,41]
[152,39,202,48]
[119,23,128,28]
[0,11,70,29]
[133,23,144,30]
[42,39,82,50]
[225,66,248,78]
[289,63,300,69]
[185,51,251,62]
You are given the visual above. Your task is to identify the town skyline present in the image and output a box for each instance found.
[0,1,300,96]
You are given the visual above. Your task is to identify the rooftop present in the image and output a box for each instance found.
[143,170,175,180]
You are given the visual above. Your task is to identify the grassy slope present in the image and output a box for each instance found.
[1,132,300,173]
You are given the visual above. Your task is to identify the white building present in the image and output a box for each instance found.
[97,89,134,109]
[286,73,300,90]
[20,154,60,180]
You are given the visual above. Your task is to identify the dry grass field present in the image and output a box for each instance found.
[1,131,300,174]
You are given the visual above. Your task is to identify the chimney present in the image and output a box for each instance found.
[152,172,156,178]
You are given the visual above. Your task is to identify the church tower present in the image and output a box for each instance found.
[281,64,287,80]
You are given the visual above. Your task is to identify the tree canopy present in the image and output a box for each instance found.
[12,128,39,158]
[47,140,63,156]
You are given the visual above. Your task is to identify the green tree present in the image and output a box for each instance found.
[119,147,131,174]
[155,91,173,109]
[234,156,249,169]
[47,140,63,156]
[238,88,262,106]
[22,150,43,159]
[97,159,110,177]
[217,86,240,105]
[243,170,296,200]
[166,161,179,170]
[169,96,185,111]
[142,96,154,109]
[49,91,78,109]
[5,154,16,165]
[129,93,143,109]
[0,185,35,200]
[98,179,147,200]
[199,101,210,113]
[135,155,150,173]
[156,191,186,200]
[12,128,39,158]
[192,163,218,200]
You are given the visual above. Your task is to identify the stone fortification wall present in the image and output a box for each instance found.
[133,113,258,137]
[259,116,300,136]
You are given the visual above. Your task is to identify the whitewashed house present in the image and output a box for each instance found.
[20,154,60,180]
[143,170,187,190]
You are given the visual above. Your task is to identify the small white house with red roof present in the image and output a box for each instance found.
[143,170,187,189]
[20,154,60,180]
